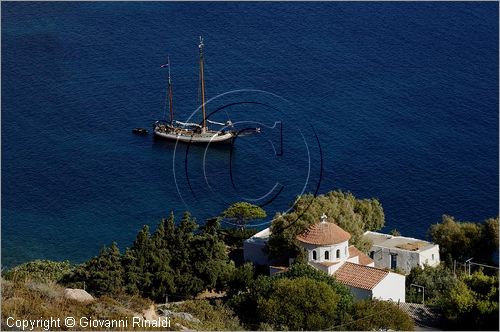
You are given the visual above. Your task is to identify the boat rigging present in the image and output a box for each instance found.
[153,37,238,143]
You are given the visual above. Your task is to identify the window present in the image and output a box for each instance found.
[432,254,435,260]
[325,251,329,260]
[312,250,317,260]
[369,251,375,259]
[390,253,397,269]
[336,249,340,259]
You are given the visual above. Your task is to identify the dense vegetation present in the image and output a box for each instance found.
[4,192,498,331]
[429,215,499,264]
[268,190,384,260]
[62,211,234,301]
[2,196,412,331]
[407,264,499,330]
[226,263,412,330]
[440,270,499,330]
[406,264,458,304]
[3,259,73,284]
[405,214,499,330]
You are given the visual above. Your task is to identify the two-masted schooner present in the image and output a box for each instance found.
[153,37,235,143]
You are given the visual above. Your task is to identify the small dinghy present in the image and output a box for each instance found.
[132,128,149,135]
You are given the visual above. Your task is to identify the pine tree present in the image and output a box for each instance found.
[202,217,222,236]
[191,234,232,292]
[105,242,125,293]
[122,247,140,294]
[170,212,198,296]
[123,225,154,297]
[149,218,175,301]
[164,211,176,251]
[66,242,124,296]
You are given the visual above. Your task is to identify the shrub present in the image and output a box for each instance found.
[440,270,499,330]
[3,260,73,283]
[176,299,243,331]
[345,300,414,331]
[406,264,457,304]
[257,277,340,330]
[429,215,499,264]
[279,262,353,315]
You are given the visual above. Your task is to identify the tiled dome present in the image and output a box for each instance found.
[296,215,351,245]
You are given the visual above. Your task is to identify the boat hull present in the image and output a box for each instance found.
[153,130,234,144]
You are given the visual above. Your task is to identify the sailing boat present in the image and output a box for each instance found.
[153,37,235,143]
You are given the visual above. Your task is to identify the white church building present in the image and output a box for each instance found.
[244,214,406,303]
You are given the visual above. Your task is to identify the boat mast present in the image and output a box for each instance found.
[167,56,174,126]
[199,36,207,130]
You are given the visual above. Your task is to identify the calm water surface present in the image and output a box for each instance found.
[2,2,498,267]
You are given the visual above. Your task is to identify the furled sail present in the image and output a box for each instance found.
[175,121,202,128]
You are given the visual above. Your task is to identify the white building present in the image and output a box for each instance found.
[296,214,405,302]
[334,262,406,302]
[243,227,270,265]
[363,231,440,274]
[243,214,406,303]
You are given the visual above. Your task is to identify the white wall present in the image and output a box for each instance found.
[418,245,440,268]
[302,241,349,263]
[370,245,440,274]
[372,272,406,303]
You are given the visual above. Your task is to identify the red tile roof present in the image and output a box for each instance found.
[349,245,374,266]
[334,262,389,290]
[296,222,351,245]
[318,261,340,267]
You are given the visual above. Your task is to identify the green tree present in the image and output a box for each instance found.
[148,218,176,301]
[345,300,414,331]
[268,190,384,260]
[280,263,353,316]
[169,212,201,296]
[406,264,457,304]
[222,202,267,230]
[202,216,222,236]
[152,211,234,298]
[228,264,353,330]
[257,277,340,330]
[429,215,499,264]
[483,217,499,257]
[65,242,124,296]
[227,275,275,329]
[440,270,499,330]
[123,225,154,297]
[225,262,254,296]
[59,209,238,301]
[190,232,234,295]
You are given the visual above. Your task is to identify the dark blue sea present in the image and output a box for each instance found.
[2,2,498,268]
